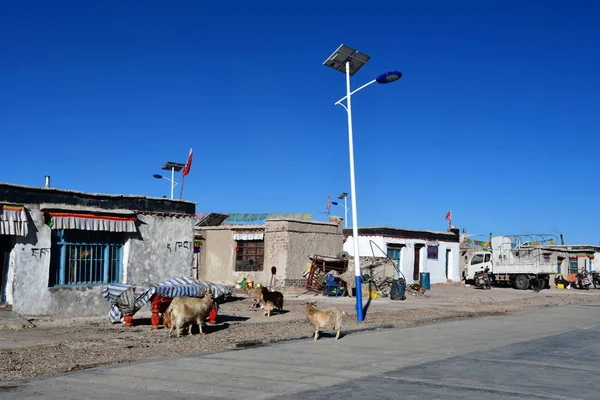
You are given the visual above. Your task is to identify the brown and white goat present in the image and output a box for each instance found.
[305,302,346,340]
[166,293,213,337]
[258,287,284,312]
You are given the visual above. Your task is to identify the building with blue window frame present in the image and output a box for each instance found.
[0,182,196,316]
[342,226,461,285]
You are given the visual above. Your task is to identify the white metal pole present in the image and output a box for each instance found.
[344,196,348,228]
[170,167,175,199]
[345,61,364,322]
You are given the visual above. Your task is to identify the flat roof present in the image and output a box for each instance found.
[1,182,196,215]
[344,226,459,242]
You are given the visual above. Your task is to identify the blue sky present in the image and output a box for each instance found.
[1,1,599,244]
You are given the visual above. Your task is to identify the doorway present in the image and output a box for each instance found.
[0,237,12,303]
[413,244,424,281]
[445,249,451,280]
[387,244,404,278]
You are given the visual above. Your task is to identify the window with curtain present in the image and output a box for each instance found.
[49,230,124,286]
[427,245,439,260]
[235,240,264,272]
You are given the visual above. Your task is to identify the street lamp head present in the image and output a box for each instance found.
[376,71,403,84]
[153,174,163,179]
[376,71,402,84]
[331,202,339,206]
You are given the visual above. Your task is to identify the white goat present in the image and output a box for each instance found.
[166,293,213,338]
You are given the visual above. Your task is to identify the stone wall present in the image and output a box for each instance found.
[266,218,343,287]
[196,218,344,288]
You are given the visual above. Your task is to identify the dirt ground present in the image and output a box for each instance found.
[2,283,600,383]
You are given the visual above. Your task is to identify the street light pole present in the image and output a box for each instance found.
[344,196,348,227]
[170,166,175,200]
[324,44,402,322]
[154,161,185,199]
[344,60,364,322]
[337,192,349,228]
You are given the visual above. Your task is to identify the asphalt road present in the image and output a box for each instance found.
[3,303,600,399]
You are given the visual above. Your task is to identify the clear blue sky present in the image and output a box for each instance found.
[1,1,599,244]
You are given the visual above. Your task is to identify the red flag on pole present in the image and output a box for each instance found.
[327,196,331,211]
[182,148,193,177]
[445,210,452,222]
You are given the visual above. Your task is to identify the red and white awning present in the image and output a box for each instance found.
[232,231,264,241]
[0,204,28,236]
[41,205,138,233]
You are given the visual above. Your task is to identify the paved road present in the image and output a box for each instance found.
[3,303,600,399]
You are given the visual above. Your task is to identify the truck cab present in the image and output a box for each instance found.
[464,251,492,280]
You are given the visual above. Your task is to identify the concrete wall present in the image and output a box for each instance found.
[126,214,194,285]
[197,228,242,285]
[6,207,194,317]
[344,234,460,284]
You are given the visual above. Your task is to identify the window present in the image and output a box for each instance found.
[235,240,264,272]
[387,244,403,260]
[484,254,491,263]
[49,230,123,286]
[471,254,484,265]
[427,245,439,260]
[568,257,578,274]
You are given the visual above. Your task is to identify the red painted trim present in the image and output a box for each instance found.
[48,212,136,221]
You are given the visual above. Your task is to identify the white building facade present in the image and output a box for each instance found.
[343,227,461,284]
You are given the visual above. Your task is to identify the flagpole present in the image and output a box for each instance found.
[180,148,193,200]
[179,174,185,200]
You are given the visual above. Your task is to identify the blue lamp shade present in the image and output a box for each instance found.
[153,174,163,179]
[376,71,402,84]
[331,201,339,206]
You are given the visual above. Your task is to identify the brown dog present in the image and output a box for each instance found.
[305,302,346,340]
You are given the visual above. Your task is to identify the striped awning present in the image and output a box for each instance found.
[233,231,264,240]
[0,204,28,236]
[42,207,137,233]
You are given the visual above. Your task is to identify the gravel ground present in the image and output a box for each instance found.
[1,283,600,383]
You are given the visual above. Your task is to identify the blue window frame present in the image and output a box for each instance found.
[49,230,123,286]
[568,258,578,275]
[387,248,401,260]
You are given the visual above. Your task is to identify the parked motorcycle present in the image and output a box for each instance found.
[591,271,600,289]
[575,270,591,290]
[474,267,492,290]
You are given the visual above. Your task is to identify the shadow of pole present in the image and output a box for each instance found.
[361,280,374,318]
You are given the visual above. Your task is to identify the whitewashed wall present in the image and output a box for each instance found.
[343,235,460,284]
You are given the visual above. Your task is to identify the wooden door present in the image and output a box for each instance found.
[413,245,423,281]
[0,239,10,303]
